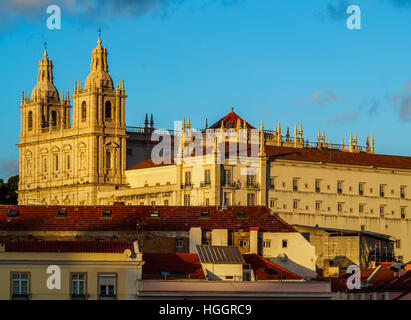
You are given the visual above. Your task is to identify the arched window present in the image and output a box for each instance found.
[28,111,33,131]
[51,110,57,127]
[81,101,87,121]
[54,154,59,171]
[106,150,111,169]
[105,101,112,119]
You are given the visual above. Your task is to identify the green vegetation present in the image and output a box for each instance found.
[0,175,18,204]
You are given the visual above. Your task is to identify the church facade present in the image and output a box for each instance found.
[18,35,128,205]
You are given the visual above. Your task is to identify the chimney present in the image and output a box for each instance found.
[189,227,202,253]
[249,227,259,254]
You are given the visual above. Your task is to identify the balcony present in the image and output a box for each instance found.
[99,294,116,300]
[12,294,29,300]
[181,183,193,189]
[246,183,259,190]
[200,181,211,188]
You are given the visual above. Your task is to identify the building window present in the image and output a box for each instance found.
[293,200,298,210]
[106,150,111,169]
[380,206,385,218]
[54,154,59,171]
[176,239,184,248]
[184,194,190,206]
[359,204,364,213]
[247,193,255,206]
[81,102,87,120]
[247,174,256,187]
[223,169,231,186]
[337,181,343,194]
[315,180,321,193]
[338,202,343,213]
[263,240,271,248]
[359,183,364,196]
[396,240,401,249]
[269,178,275,190]
[282,240,288,248]
[98,274,116,300]
[43,157,47,173]
[71,274,86,300]
[11,273,29,300]
[51,110,57,127]
[293,178,298,191]
[380,185,385,197]
[205,198,210,206]
[151,201,156,206]
[28,111,33,131]
[66,154,71,170]
[315,201,321,212]
[240,240,248,247]
[164,199,169,206]
[184,171,191,186]
[361,225,365,231]
[223,192,230,206]
[105,101,112,119]
[400,186,406,199]
[204,169,211,185]
[270,199,275,208]
[401,207,406,219]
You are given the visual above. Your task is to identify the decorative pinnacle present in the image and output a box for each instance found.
[97,28,102,46]
[44,41,48,58]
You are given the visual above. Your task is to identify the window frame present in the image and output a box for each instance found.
[97,273,117,300]
[337,181,343,194]
[70,272,87,300]
[10,272,30,300]
[400,186,406,199]
[315,180,321,193]
[359,183,364,196]
[292,178,298,192]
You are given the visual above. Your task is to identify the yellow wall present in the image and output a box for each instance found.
[0,252,143,300]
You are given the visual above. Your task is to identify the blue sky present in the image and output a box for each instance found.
[1,0,411,179]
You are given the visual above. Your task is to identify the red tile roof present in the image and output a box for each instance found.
[142,253,205,280]
[2,241,134,253]
[127,157,176,170]
[316,276,348,292]
[128,142,411,171]
[243,254,302,280]
[127,142,253,170]
[367,262,395,289]
[0,205,296,233]
[265,145,411,170]
[209,111,255,129]
[377,270,411,292]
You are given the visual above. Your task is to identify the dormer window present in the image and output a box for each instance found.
[8,210,19,217]
[56,210,67,217]
[150,210,159,217]
[236,211,245,218]
[101,210,111,217]
[200,211,209,217]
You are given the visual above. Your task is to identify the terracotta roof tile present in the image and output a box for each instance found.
[3,240,134,253]
[0,205,296,233]
[142,253,205,279]
[243,254,302,280]
[265,145,411,170]
[209,111,255,129]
